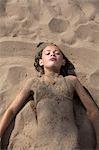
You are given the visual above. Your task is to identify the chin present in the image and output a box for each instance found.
[47,62,57,66]
[46,64,56,68]
[46,64,60,70]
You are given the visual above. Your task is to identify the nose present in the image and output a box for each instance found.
[50,51,55,56]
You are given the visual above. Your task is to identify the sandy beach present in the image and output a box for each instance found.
[0,0,99,149]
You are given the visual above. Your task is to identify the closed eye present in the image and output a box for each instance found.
[45,52,50,55]
[44,50,61,55]
[55,52,61,55]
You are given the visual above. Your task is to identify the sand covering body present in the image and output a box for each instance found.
[8,75,79,150]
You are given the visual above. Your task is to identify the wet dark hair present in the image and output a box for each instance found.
[34,42,76,77]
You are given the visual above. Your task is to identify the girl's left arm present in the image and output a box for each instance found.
[74,76,99,149]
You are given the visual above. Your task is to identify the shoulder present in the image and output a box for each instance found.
[25,77,35,86]
[64,75,77,81]
[23,77,38,90]
[25,76,41,90]
[64,75,78,87]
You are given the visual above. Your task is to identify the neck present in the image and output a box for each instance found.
[44,68,60,77]
[42,69,60,85]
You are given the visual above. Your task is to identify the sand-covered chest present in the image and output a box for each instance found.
[30,76,77,134]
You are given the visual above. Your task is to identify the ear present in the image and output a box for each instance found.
[39,59,43,66]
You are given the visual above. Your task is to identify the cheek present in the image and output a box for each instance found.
[57,56,64,63]
[42,55,46,64]
[42,57,49,65]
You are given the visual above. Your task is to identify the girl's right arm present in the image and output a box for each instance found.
[0,78,34,138]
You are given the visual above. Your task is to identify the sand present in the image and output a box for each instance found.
[0,0,99,149]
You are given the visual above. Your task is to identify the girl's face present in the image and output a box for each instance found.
[39,45,65,73]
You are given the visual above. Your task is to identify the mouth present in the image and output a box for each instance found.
[49,58,57,61]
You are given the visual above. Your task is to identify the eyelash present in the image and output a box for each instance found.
[45,52,60,55]
[46,52,50,55]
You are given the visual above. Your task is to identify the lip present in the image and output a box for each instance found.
[49,57,57,61]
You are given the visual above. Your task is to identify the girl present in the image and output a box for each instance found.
[0,42,99,150]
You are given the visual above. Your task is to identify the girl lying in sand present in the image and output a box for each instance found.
[0,42,99,150]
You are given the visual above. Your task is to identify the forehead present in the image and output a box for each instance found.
[43,45,60,52]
